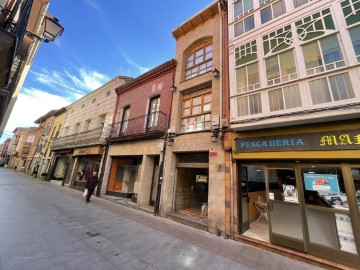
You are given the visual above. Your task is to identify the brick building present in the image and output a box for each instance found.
[103,59,176,211]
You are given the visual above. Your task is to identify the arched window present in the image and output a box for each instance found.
[185,41,213,80]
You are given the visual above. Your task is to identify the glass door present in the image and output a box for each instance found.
[266,166,305,251]
[299,164,359,268]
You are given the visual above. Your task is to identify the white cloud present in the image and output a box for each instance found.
[4,88,72,134]
[83,0,103,14]
[65,69,110,91]
[120,50,151,75]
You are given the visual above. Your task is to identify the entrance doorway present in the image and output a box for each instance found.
[149,156,160,206]
[175,168,209,218]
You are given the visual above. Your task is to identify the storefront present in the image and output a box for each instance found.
[231,121,360,268]
[50,150,73,182]
[71,146,104,188]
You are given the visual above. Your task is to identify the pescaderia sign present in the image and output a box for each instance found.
[234,129,360,153]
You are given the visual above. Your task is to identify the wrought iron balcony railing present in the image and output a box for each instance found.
[107,111,168,142]
[51,126,110,150]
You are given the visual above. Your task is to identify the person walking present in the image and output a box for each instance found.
[85,171,99,203]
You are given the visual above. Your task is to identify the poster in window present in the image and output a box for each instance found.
[304,173,340,193]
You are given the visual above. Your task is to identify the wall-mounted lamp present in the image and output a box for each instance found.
[213,68,220,78]
[170,85,177,93]
[167,128,176,146]
[211,127,226,143]
[25,16,64,43]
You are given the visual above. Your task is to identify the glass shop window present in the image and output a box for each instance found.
[268,168,298,203]
[301,167,349,210]
[351,167,360,208]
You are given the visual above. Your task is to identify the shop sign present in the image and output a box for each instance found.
[304,173,340,193]
[196,175,208,183]
[74,146,103,156]
[234,129,360,153]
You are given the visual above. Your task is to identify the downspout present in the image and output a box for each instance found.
[218,1,223,131]
[230,152,234,239]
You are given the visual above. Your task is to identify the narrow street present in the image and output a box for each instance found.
[0,169,322,270]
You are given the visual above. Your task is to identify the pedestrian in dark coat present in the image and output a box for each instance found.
[85,171,99,203]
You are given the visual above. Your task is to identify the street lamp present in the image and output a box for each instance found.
[25,16,64,43]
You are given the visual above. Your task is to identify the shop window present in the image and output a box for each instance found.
[234,0,253,19]
[268,168,298,203]
[237,93,262,117]
[301,167,349,209]
[293,0,312,8]
[185,41,212,80]
[268,84,302,112]
[341,0,360,26]
[302,35,344,76]
[265,49,297,86]
[351,167,360,205]
[147,96,160,130]
[181,88,211,133]
[260,0,286,25]
[349,25,360,62]
[120,106,130,134]
[309,73,355,105]
[234,15,255,37]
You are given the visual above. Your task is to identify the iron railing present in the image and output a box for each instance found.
[51,126,110,150]
[108,111,168,141]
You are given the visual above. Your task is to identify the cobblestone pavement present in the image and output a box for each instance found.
[0,169,323,270]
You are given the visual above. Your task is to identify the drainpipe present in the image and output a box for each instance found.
[218,1,224,132]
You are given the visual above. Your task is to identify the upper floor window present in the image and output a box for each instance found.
[120,107,130,134]
[83,119,91,132]
[234,0,253,19]
[63,127,69,136]
[309,73,355,105]
[268,84,302,112]
[73,123,80,134]
[265,49,297,86]
[293,0,312,8]
[341,0,360,26]
[92,98,96,104]
[181,88,211,133]
[147,96,160,130]
[26,135,35,143]
[302,35,344,76]
[349,25,360,62]
[106,91,110,97]
[260,0,286,24]
[234,15,255,37]
[98,114,106,128]
[185,41,213,80]
[237,93,262,116]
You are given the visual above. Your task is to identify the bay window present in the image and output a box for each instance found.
[237,93,262,117]
[349,26,360,62]
[234,0,253,19]
[260,0,286,24]
[265,50,297,86]
[268,85,302,112]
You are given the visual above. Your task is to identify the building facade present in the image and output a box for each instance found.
[103,60,176,211]
[160,1,228,234]
[0,0,63,136]
[227,0,360,267]
[49,76,131,186]
[0,137,11,164]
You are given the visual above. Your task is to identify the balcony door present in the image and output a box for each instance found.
[120,107,130,135]
[147,96,160,130]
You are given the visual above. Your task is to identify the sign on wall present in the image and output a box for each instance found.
[234,129,360,153]
[304,173,340,193]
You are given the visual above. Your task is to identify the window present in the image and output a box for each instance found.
[309,73,355,105]
[260,0,286,24]
[268,85,302,112]
[92,98,96,104]
[83,119,91,132]
[236,62,260,93]
[293,0,312,8]
[234,0,253,19]
[26,135,35,143]
[303,35,344,76]
[237,93,262,116]
[81,104,85,109]
[185,41,212,80]
[120,107,130,134]
[234,15,255,37]
[147,96,161,130]
[349,26,360,62]
[341,0,360,26]
[181,88,211,133]
[106,91,110,97]
[98,114,106,128]
[73,123,80,134]
[265,50,297,86]
[63,126,69,136]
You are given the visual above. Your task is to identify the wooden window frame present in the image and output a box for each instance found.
[185,40,213,80]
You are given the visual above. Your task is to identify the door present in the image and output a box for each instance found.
[147,96,160,130]
[238,165,250,233]
[149,157,160,206]
[266,166,305,251]
[108,158,134,192]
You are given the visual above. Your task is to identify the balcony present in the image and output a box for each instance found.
[107,111,168,142]
[51,127,109,151]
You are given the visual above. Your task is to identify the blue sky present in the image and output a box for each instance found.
[0,0,213,143]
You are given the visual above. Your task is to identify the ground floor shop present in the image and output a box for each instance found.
[229,120,360,268]
[70,146,104,188]
[161,132,225,234]
[102,140,163,210]
[49,150,74,184]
